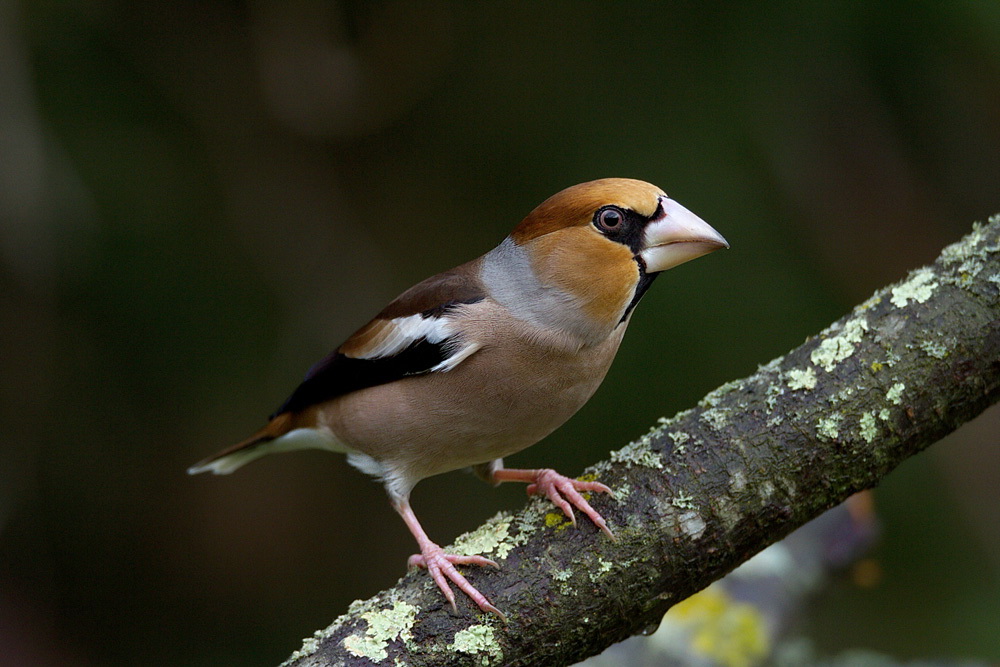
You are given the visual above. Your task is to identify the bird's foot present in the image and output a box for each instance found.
[525,468,615,540]
[408,544,505,620]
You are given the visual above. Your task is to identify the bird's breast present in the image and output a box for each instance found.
[312,302,628,485]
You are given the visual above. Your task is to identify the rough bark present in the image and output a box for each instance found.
[282,216,1000,667]
[577,494,880,667]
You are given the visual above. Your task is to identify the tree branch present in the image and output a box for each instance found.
[281,216,1000,667]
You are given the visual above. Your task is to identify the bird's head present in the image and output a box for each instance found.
[487,178,727,343]
[512,177,728,274]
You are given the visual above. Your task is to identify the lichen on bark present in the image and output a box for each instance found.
[282,216,1000,667]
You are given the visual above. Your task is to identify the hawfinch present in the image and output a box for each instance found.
[189,178,728,618]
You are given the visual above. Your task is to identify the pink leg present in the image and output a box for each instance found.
[491,467,616,540]
[393,498,505,620]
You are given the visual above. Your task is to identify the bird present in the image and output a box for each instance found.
[188,178,728,619]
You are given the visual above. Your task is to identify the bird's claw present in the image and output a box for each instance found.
[408,544,506,621]
[527,469,616,540]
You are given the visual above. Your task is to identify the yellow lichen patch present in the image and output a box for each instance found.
[870,361,883,373]
[664,587,769,667]
[545,512,571,531]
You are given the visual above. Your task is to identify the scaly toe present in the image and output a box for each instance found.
[409,545,505,618]
[533,469,615,539]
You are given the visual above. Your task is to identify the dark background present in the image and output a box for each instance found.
[2,1,999,665]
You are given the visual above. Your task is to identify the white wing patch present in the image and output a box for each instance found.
[351,312,480,373]
[357,313,453,359]
[431,340,481,372]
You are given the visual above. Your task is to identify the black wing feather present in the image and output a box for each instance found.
[270,338,449,419]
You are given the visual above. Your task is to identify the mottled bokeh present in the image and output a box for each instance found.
[2,1,998,665]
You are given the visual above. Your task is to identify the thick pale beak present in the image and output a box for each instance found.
[639,197,729,273]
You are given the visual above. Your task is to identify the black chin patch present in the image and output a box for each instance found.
[620,258,659,322]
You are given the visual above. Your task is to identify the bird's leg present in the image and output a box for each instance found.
[491,467,615,540]
[392,497,505,620]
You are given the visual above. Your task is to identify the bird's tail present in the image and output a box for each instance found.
[187,413,295,475]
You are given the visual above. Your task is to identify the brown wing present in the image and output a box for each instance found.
[270,258,486,418]
[377,258,487,319]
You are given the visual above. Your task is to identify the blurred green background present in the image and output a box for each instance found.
[2,1,999,665]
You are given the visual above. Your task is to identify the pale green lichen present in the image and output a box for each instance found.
[729,470,746,493]
[954,258,984,286]
[887,382,905,405]
[669,430,691,453]
[699,378,745,408]
[589,559,615,582]
[669,431,691,445]
[831,386,855,404]
[939,224,994,265]
[918,337,950,359]
[551,568,575,595]
[757,355,785,374]
[452,625,502,665]
[342,601,417,662]
[610,436,663,469]
[672,492,696,510]
[701,407,732,431]
[879,408,891,421]
[285,626,332,664]
[511,507,545,541]
[657,408,695,428]
[612,481,632,504]
[283,601,371,665]
[786,367,817,390]
[938,225,997,287]
[810,317,869,372]
[859,412,878,444]
[890,268,938,307]
[765,384,784,412]
[881,350,902,367]
[451,515,514,560]
[816,414,842,441]
[858,294,883,311]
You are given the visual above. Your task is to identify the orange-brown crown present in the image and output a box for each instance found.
[510,178,665,244]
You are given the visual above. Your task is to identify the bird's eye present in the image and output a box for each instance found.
[596,207,624,231]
